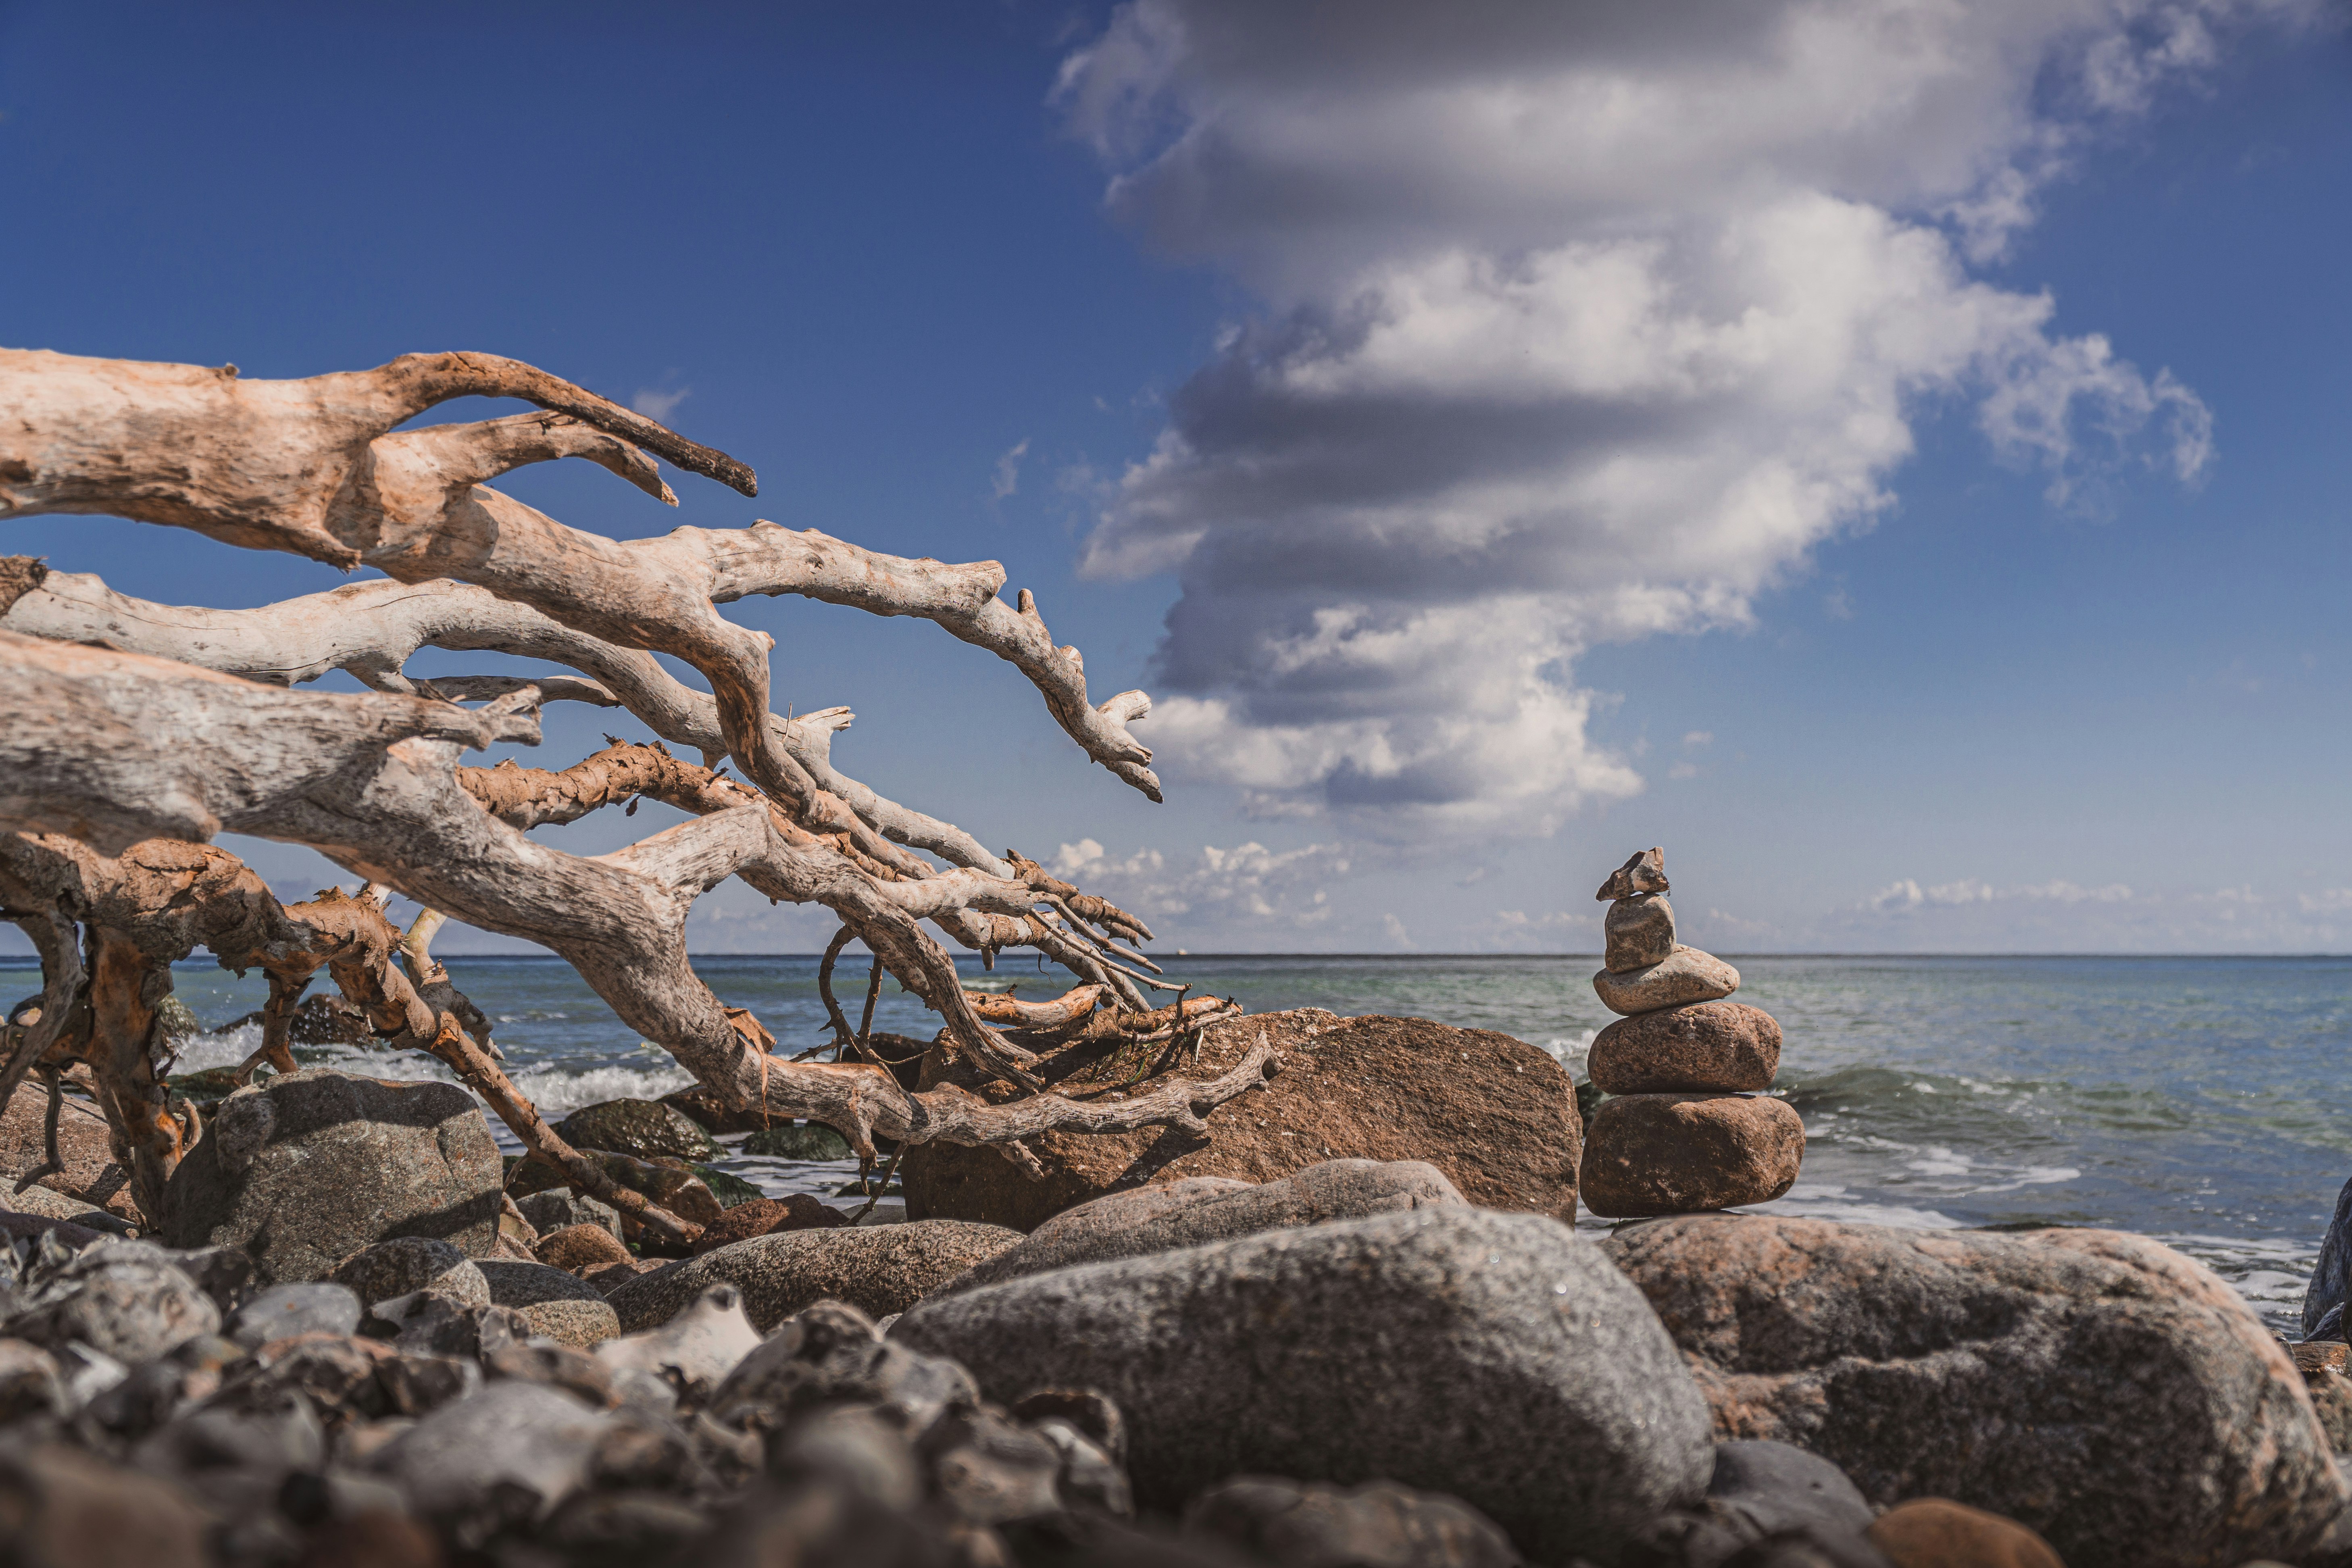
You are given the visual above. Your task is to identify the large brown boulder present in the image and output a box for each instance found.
[0,1081,140,1224]
[904,1009,1581,1233]
[1601,1213,2349,1568]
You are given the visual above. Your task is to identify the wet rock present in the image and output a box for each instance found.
[287,991,375,1045]
[2306,1173,2352,1339]
[1593,947,1740,1017]
[4,1241,221,1363]
[896,1206,1713,1564]
[161,1069,504,1280]
[742,1121,854,1160]
[1579,1094,1804,1216]
[0,1079,141,1224]
[0,1442,213,1568]
[368,1378,617,1531]
[594,1283,761,1399]
[713,1299,976,1432]
[607,1219,1021,1333]
[1865,1500,2062,1568]
[1589,1002,1783,1095]
[1602,1213,2348,1568]
[331,1237,491,1314]
[516,1189,622,1241]
[1597,848,1671,900]
[906,1009,1581,1233]
[690,1193,851,1254]
[554,1097,720,1162]
[1606,893,1677,974]
[226,1282,362,1349]
[695,1162,767,1209]
[537,1221,635,1275]
[152,994,203,1042]
[940,1160,1464,1296]
[1183,1476,1523,1568]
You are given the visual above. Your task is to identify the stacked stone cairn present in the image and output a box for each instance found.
[1577,847,1807,1217]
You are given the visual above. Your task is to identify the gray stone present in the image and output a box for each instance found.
[894,1206,1714,1565]
[0,1183,115,1228]
[516,1190,621,1242]
[606,1219,1021,1333]
[477,1258,606,1308]
[714,1299,975,1433]
[940,1159,1464,1295]
[552,1098,719,1162]
[1593,947,1740,1016]
[4,1241,220,1364]
[330,1237,491,1310]
[368,1379,615,1525]
[160,1070,504,1281]
[1589,1002,1782,1094]
[1625,1441,1885,1568]
[1597,847,1671,900]
[225,1282,361,1349]
[514,1297,620,1348]
[1185,1476,1524,1568]
[1606,893,1677,974]
[1602,1213,2350,1568]
[1579,1094,1805,1217]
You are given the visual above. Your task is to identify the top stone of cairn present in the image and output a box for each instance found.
[1596,848,1669,902]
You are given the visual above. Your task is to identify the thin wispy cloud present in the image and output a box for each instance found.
[1057,0,2308,836]
[631,386,691,421]
[992,437,1032,501]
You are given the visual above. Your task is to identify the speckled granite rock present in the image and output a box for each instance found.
[605,1220,1021,1332]
[896,1205,1712,1565]
[1601,1213,2349,1568]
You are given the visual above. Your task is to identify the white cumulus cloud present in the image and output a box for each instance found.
[1056,0,2312,833]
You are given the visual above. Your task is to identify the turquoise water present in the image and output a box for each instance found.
[5,952,2343,1330]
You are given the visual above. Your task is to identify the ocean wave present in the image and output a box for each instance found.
[1543,1029,1595,1074]
[503,1063,696,1117]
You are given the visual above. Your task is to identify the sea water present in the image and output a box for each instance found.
[5,951,2344,1333]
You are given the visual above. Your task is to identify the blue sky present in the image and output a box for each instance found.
[4,1,2349,954]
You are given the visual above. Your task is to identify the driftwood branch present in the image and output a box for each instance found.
[0,345,1258,1179]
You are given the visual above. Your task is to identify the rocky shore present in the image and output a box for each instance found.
[0,986,2348,1568]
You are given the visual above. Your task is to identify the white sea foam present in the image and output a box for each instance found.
[1543,1029,1595,1074]
[504,1063,695,1117]
[1750,1182,1967,1230]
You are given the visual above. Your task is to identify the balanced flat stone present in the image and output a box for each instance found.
[1587,1002,1781,1094]
[1603,1215,2348,1568]
[1592,946,1739,1016]
[1596,847,1670,900]
[1604,892,1676,973]
[1579,1094,1803,1216]
[894,1206,1713,1564]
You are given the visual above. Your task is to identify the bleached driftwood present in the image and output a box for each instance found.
[0,346,1266,1218]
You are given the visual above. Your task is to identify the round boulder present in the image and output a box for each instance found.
[894,1205,1713,1565]
[1592,947,1740,1017]
[514,1297,621,1348]
[1579,1094,1803,1216]
[161,1069,504,1282]
[1587,1002,1781,1094]
[551,1099,718,1162]
[605,1220,1021,1333]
